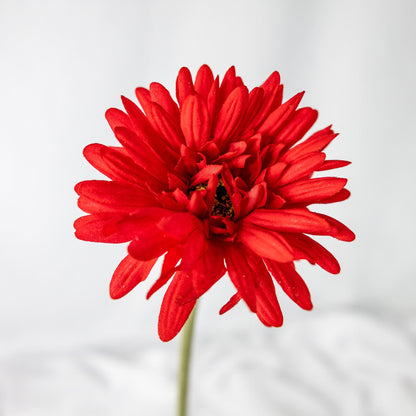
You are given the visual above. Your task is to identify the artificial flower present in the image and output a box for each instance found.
[74,65,354,341]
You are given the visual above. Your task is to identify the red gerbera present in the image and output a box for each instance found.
[74,65,354,342]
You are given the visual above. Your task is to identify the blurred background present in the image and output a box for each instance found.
[1,0,415,415]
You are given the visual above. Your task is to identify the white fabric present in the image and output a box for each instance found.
[1,311,415,415]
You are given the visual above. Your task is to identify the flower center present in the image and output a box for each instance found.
[188,178,234,219]
[211,179,234,219]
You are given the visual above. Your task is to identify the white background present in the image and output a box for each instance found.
[1,0,415,415]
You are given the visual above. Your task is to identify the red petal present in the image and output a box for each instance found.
[156,211,201,241]
[316,160,351,171]
[239,223,294,263]
[265,260,313,310]
[176,67,195,107]
[83,143,160,188]
[318,188,351,204]
[244,208,332,235]
[218,66,237,103]
[316,214,355,241]
[247,73,282,130]
[248,254,283,327]
[207,76,219,129]
[224,243,257,312]
[277,152,326,186]
[105,108,133,132]
[178,227,208,274]
[187,241,225,298]
[75,180,157,214]
[219,293,241,314]
[279,177,347,204]
[189,164,222,187]
[283,233,340,274]
[110,255,157,299]
[150,103,184,149]
[242,87,264,129]
[135,87,152,115]
[194,65,214,100]
[265,162,286,185]
[188,190,208,217]
[239,182,267,217]
[281,126,337,163]
[113,127,168,182]
[275,107,318,147]
[121,96,178,161]
[147,247,182,299]
[149,82,180,124]
[258,92,304,137]
[128,228,177,261]
[158,271,196,342]
[214,86,249,142]
[74,213,133,243]
[181,94,210,149]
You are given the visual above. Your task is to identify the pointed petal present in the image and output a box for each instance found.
[83,143,160,188]
[105,108,133,131]
[275,107,318,147]
[149,82,180,124]
[75,180,157,214]
[187,241,225,298]
[277,152,326,186]
[224,243,257,312]
[128,228,177,261]
[317,188,351,204]
[207,76,219,127]
[281,126,337,163]
[218,66,237,103]
[265,162,286,185]
[158,271,196,342]
[265,260,313,310]
[316,160,351,171]
[181,94,210,149]
[239,182,267,217]
[157,212,202,241]
[176,67,195,107]
[147,247,182,299]
[150,103,184,149]
[113,127,168,182]
[258,92,304,136]
[244,208,332,235]
[135,87,152,115]
[74,213,133,243]
[239,223,294,263]
[248,254,283,327]
[219,293,241,315]
[214,86,249,142]
[194,64,214,99]
[282,233,340,274]
[316,214,356,241]
[247,73,283,130]
[189,164,222,187]
[110,255,157,299]
[121,96,178,161]
[242,87,264,129]
[279,177,347,204]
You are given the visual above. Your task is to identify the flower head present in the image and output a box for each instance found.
[74,65,354,341]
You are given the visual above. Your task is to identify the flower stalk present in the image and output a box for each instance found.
[177,306,197,416]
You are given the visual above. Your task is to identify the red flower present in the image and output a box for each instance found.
[74,65,354,342]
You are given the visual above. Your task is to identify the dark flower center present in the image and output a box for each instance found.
[188,178,234,219]
[211,179,234,219]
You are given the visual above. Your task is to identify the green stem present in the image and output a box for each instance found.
[177,306,197,416]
